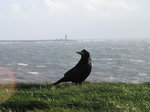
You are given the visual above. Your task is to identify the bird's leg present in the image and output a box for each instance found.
[75,82,82,85]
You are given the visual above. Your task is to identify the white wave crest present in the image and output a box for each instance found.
[27,72,40,75]
[17,63,28,66]
[138,73,147,77]
[36,65,47,68]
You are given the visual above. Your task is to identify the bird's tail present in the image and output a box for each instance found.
[53,77,66,86]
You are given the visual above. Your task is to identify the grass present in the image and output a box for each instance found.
[1,82,150,112]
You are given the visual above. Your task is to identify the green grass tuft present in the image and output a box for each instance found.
[1,82,150,112]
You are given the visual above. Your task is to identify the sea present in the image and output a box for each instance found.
[0,39,150,83]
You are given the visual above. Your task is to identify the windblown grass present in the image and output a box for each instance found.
[1,82,150,112]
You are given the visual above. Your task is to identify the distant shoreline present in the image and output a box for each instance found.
[0,39,77,42]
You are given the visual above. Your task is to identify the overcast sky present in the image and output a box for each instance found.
[0,0,150,40]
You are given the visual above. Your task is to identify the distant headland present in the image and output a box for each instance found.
[0,35,77,42]
[0,39,76,42]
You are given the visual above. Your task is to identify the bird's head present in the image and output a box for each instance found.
[77,49,91,64]
[76,49,90,57]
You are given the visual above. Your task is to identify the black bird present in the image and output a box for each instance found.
[53,49,92,85]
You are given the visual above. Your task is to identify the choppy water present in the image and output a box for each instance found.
[0,40,150,83]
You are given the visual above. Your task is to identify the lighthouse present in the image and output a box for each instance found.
[65,35,67,40]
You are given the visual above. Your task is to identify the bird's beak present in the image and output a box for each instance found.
[76,51,82,55]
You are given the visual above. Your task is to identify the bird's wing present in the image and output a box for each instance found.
[64,67,79,77]
[64,64,90,78]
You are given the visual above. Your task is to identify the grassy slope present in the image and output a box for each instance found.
[1,82,150,112]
